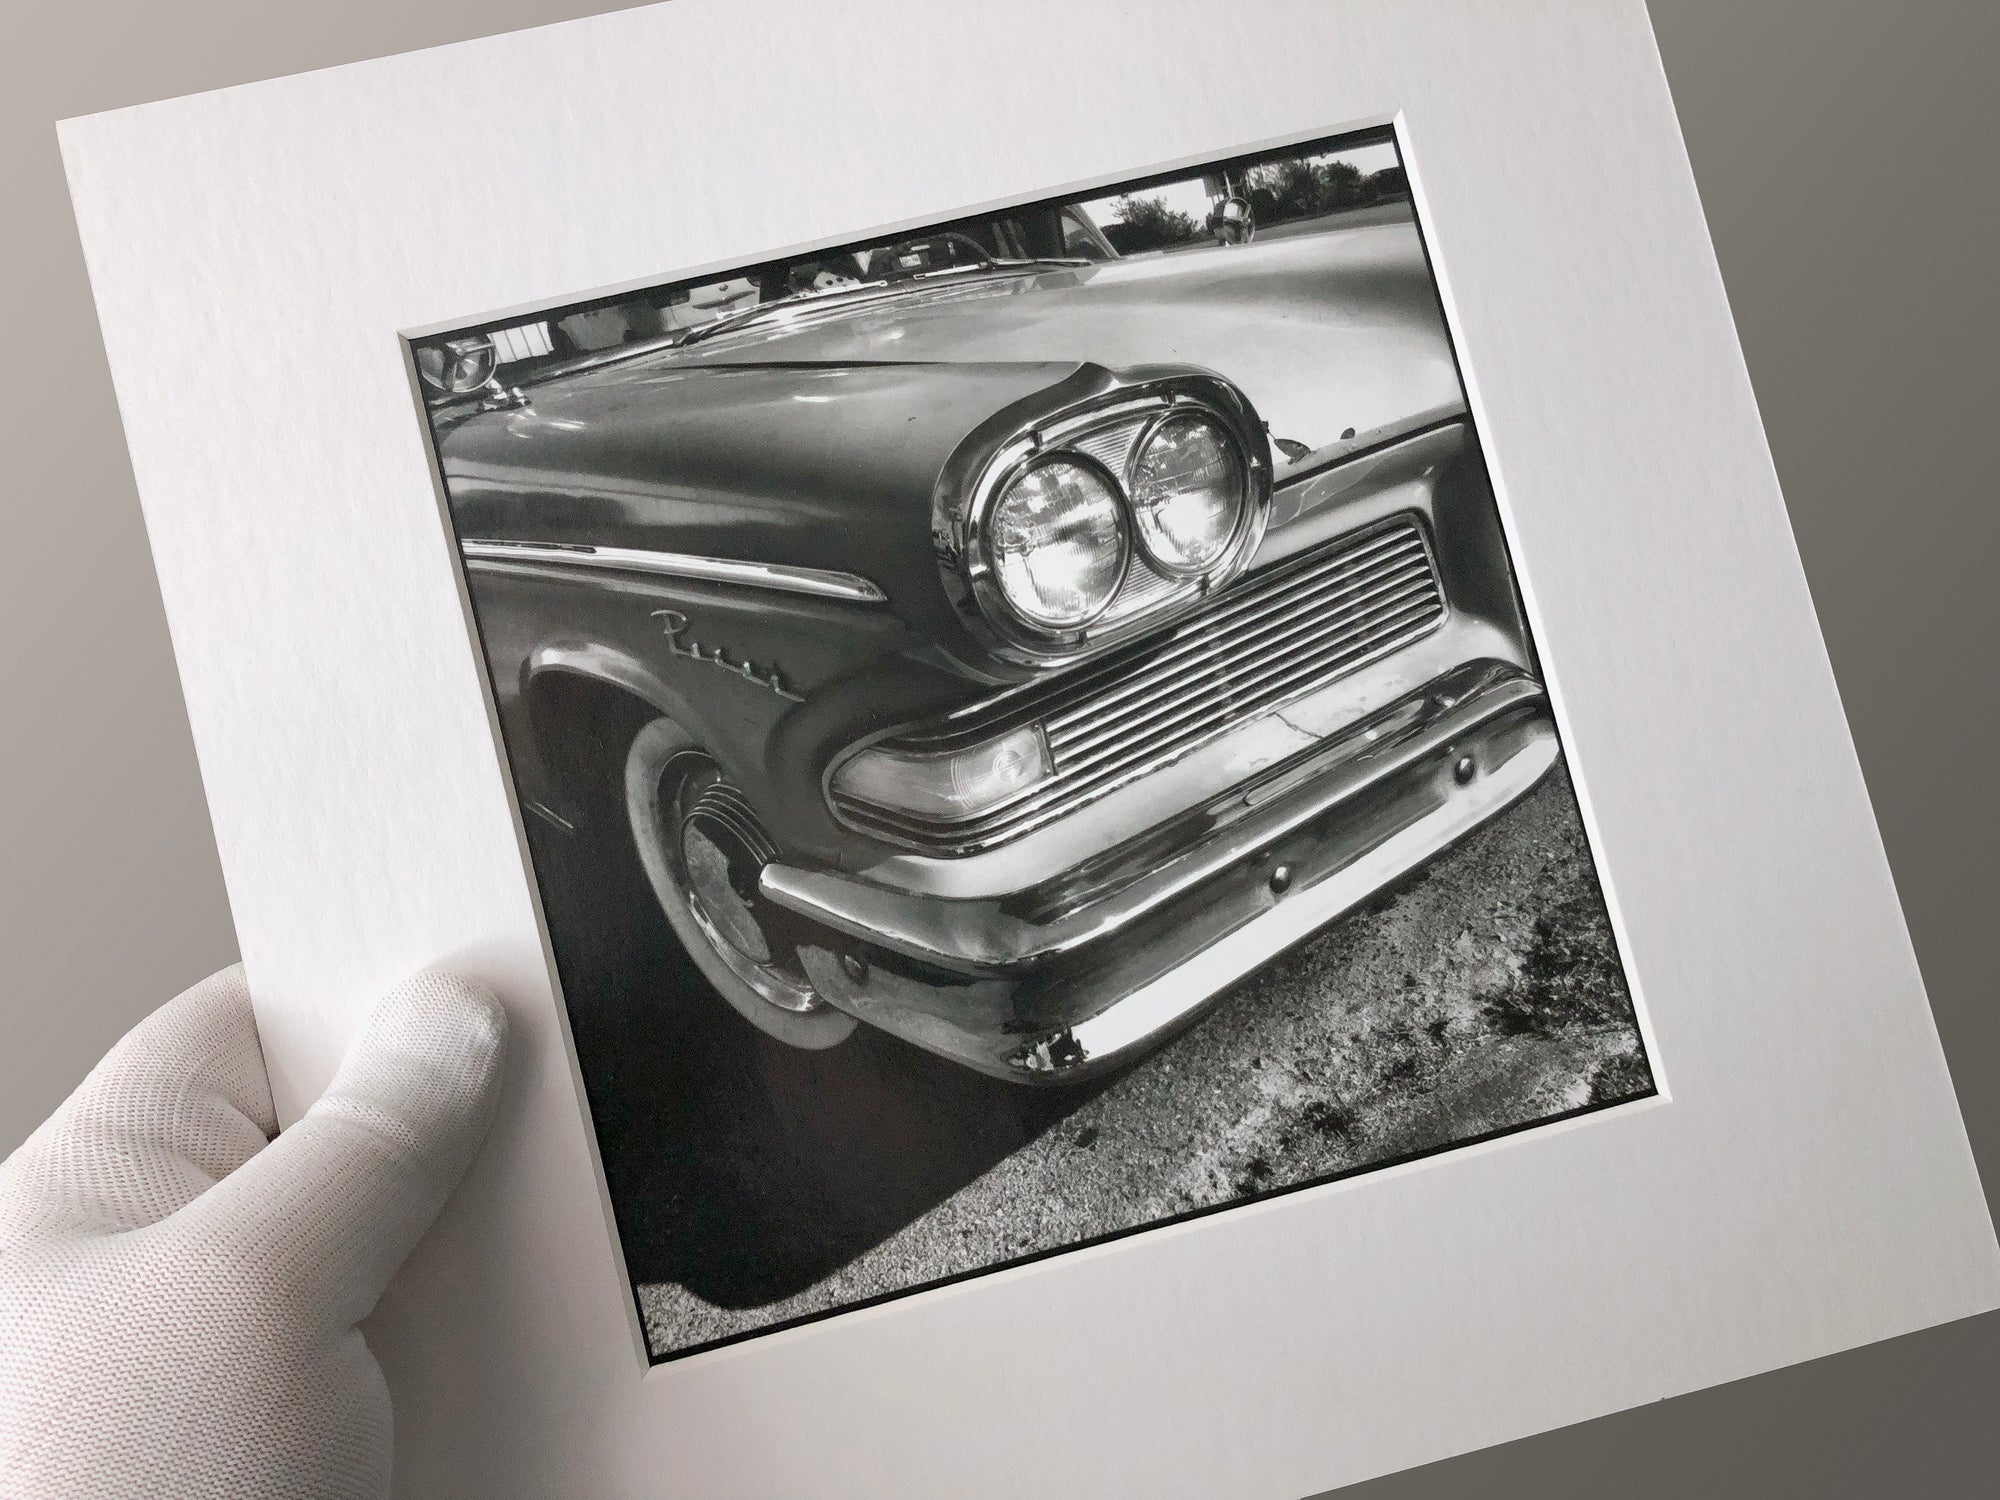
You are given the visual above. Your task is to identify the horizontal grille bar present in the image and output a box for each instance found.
[1047,555,1435,766]
[833,516,1446,852]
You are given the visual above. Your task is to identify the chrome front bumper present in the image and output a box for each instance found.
[762,659,1558,1083]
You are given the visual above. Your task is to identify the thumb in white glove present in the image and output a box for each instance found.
[0,965,506,1499]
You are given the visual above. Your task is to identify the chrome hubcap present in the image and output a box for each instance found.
[665,754,824,1015]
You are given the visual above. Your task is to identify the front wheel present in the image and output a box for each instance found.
[624,717,857,1050]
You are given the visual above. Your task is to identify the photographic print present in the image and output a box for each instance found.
[411,125,1654,1361]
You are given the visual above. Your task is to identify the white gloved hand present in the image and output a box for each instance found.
[0,965,506,1499]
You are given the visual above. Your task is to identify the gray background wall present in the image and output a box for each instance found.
[1,2,1991,1492]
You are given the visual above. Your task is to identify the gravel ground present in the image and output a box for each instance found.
[536,759,1651,1361]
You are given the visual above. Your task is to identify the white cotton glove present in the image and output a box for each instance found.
[0,965,506,1499]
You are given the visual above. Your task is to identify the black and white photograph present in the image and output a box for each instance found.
[411,125,1655,1362]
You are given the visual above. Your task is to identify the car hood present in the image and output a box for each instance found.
[439,358,1099,664]
[662,217,1463,462]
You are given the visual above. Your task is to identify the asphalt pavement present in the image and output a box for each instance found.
[531,759,1652,1361]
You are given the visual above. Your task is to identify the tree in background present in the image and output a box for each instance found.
[1365,165,1409,201]
[1244,156,1368,226]
[1106,194,1203,254]
[1106,153,1407,256]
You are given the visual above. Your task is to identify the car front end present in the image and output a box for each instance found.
[432,210,1556,1084]
[760,367,1552,1082]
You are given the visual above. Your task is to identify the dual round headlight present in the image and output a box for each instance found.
[987,458,1129,630]
[985,412,1248,632]
[1128,412,1248,577]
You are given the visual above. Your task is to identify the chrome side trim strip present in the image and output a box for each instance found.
[458,539,887,603]
[1266,402,1467,495]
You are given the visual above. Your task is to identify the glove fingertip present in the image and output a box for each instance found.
[357,970,508,1091]
[320,970,509,1179]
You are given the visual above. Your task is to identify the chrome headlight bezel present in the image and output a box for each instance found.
[943,369,1273,666]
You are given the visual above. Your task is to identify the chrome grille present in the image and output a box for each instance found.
[834,516,1446,853]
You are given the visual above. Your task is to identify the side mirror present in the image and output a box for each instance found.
[415,335,499,398]
[1210,197,1255,247]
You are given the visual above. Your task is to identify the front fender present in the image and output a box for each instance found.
[489,559,974,867]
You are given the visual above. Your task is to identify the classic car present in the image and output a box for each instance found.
[419,188,1556,1084]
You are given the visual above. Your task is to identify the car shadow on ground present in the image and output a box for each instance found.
[527,817,1114,1310]
[528,760,1655,1341]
